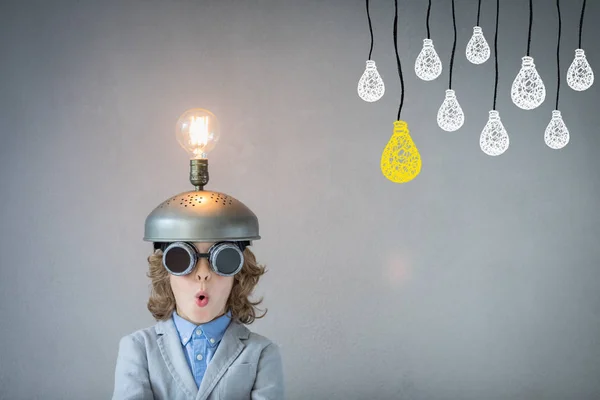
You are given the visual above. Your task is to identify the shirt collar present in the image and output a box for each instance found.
[172,310,232,347]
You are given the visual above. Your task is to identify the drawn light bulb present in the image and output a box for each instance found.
[466,26,490,64]
[480,110,509,156]
[511,56,546,110]
[437,89,465,132]
[415,39,442,81]
[544,110,570,149]
[380,120,422,183]
[566,49,594,91]
[357,60,385,102]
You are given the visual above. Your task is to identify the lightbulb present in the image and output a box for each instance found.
[466,26,490,64]
[437,89,465,132]
[511,56,546,110]
[380,120,422,183]
[357,60,385,102]
[415,38,442,81]
[567,49,594,91]
[175,108,220,159]
[480,110,509,156]
[544,110,570,149]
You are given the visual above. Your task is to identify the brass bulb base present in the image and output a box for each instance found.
[190,159,209,191]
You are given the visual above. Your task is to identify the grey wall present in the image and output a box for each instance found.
[1,0,599,399]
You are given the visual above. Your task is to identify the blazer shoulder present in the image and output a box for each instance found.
[245,327,282,352]
[118,320,164,349]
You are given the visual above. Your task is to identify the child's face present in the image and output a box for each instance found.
[169,242,234,325]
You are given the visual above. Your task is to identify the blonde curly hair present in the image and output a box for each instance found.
[146,246,267,324]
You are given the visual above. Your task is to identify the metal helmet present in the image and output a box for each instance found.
[143,188,260,243]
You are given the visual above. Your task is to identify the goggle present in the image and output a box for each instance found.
[156,241,249,277]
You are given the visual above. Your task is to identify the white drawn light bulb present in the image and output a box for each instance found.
[511,56,546,110]
[415,38,442,81]
[466,26,490,64]
[566,49,594,91]
[437,89,465,131]
[480,110,509,156]
[544,110,570,149]
[357,60,385,102]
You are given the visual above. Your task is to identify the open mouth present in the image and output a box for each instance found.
[195,292,209,307]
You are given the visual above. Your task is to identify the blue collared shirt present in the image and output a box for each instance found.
[172,310,232,389]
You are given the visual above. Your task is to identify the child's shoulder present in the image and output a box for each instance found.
[117,321,164,350]
[241,324,281,350]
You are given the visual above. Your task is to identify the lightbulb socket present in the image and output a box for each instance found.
[190,159,209,191]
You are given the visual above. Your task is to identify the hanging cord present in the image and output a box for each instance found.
[426,0,432,39]
[526,0,533,56]
[556,0,561,109]
[367,0,374,59]
[394,0,405,120]
[493,0,499,110]
[476,0,482,26]
[449,0,457,89]
[578,0,586,49]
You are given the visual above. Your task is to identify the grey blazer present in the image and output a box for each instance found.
[112,318,284,400]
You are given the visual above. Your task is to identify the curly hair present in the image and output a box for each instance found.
[146,246,267,324]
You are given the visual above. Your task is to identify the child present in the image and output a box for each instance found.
[112,239,284,400]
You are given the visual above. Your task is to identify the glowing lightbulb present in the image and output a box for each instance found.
[466,26,490,64]
[357,60,385,102]
[415,38,442,81]
[175,108,220,159]
[566,49,594,91]
[437,89,465,132]
[510,56,546,110]
[480,110,509,156]
[544,110,570,149]
[380,120,422,183]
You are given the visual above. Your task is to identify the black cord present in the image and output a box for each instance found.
[449,0,457,90]
[493,0,499,110]
[526,0,533,56]
[556,0,561,109]
[426,0,432,39]
[578,0,586,49]
[394,0,404,120]
[367,0,374,59]
[477,0,482,26]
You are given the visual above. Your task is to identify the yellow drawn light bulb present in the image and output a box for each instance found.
[380,120,422,183]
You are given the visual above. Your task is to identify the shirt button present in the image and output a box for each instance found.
[195,329,202,336]
[209,338,215,344]
[196,354,203,361]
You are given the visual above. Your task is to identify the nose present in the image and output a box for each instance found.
[195,258,212,282]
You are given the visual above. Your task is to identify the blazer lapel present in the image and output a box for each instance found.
[155,319,199,398]
[195,321,250,400]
